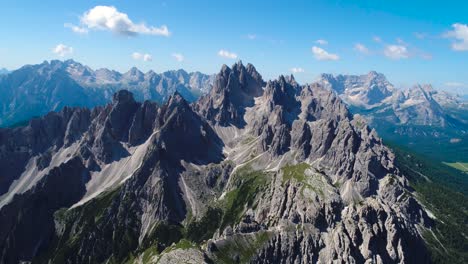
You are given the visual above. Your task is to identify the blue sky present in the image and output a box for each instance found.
[1,0,467,93]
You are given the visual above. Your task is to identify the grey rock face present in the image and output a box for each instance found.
[0,63,433,264]
[0,157,89,263]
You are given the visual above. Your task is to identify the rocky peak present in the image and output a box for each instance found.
[112,90,137,105]
[286,74,297,85]
[264,75,300,109]
[99,90,139,145]
[231,61,264,97]
[194,62,265,127]
[123,67,145,82]
[95,68,122,83]
[162,91,191,116]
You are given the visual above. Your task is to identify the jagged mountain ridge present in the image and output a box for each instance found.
[0,60,214,127]
[0,62,432,263]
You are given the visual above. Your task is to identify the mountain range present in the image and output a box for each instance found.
[0,62,438,263]
[2,60,466,164]
[318,71,466,128]
[318,72,468,162]
[0,60,214,127]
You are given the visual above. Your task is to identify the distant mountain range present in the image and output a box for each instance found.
[0,60,214,126]
[0,68,9,75]
[318,72,468,162]
[318,72,468,133]
[318,71,465,127]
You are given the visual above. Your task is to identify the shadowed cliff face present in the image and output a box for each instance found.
[0,62,432,264]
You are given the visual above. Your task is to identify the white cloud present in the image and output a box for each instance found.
[419,53,432,60]
[444,82,465,87]
[64,23,88,34]
[218,49,238,59]
[444,23,468,51]
[414,32,426,39]
[290,67,304,73]
[132,52,142,60]
[143,54,152,61]
[247,34,257,40]
[315,39,328,45]
[52,44,73,57]
[311,46,339,61]
[132,52,152,61]
[373,36,382,43]
[384,45,409,60]
[172,53,184,62]
[396,38,406,45]
[354,43,370,54]
[75,6,170,37]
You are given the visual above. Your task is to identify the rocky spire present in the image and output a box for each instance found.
[194,62,265,127]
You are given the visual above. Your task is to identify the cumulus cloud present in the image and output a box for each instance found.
[68,6,170,37]
[218,49,238,59]
[373,36,382,43]
[384,45,409,60]
[315,39,328,45]
[414,32,427,39]
[444,23,468,51]
[290,67,304,73]
[52,44,73,57]
[419,52,433,60]
[132,52,152,61]
[64,23,88,34]
[444,82,465,87]
[311,46,339,61]
[172,53,184,62]
[247,34,257,40]
[396,38,406,45]
[354,43,370,54]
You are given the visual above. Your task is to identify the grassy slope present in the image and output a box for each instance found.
[444,162,468,173]
[390,145,468,264]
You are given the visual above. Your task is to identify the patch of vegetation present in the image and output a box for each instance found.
[185,207,223,243]
[162,239,197,254]
[282,163,310,184]
[141,222,184,253]
[377,123,468,163]
[443,162,468,173]
[220,165,269,230]
[140,245,159,264]
[214,232,271,264]
[388,143,468,195]
[39,187,124,264]
[391,145,468,264]
[241,135,256,145]
[281,163,325,197]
